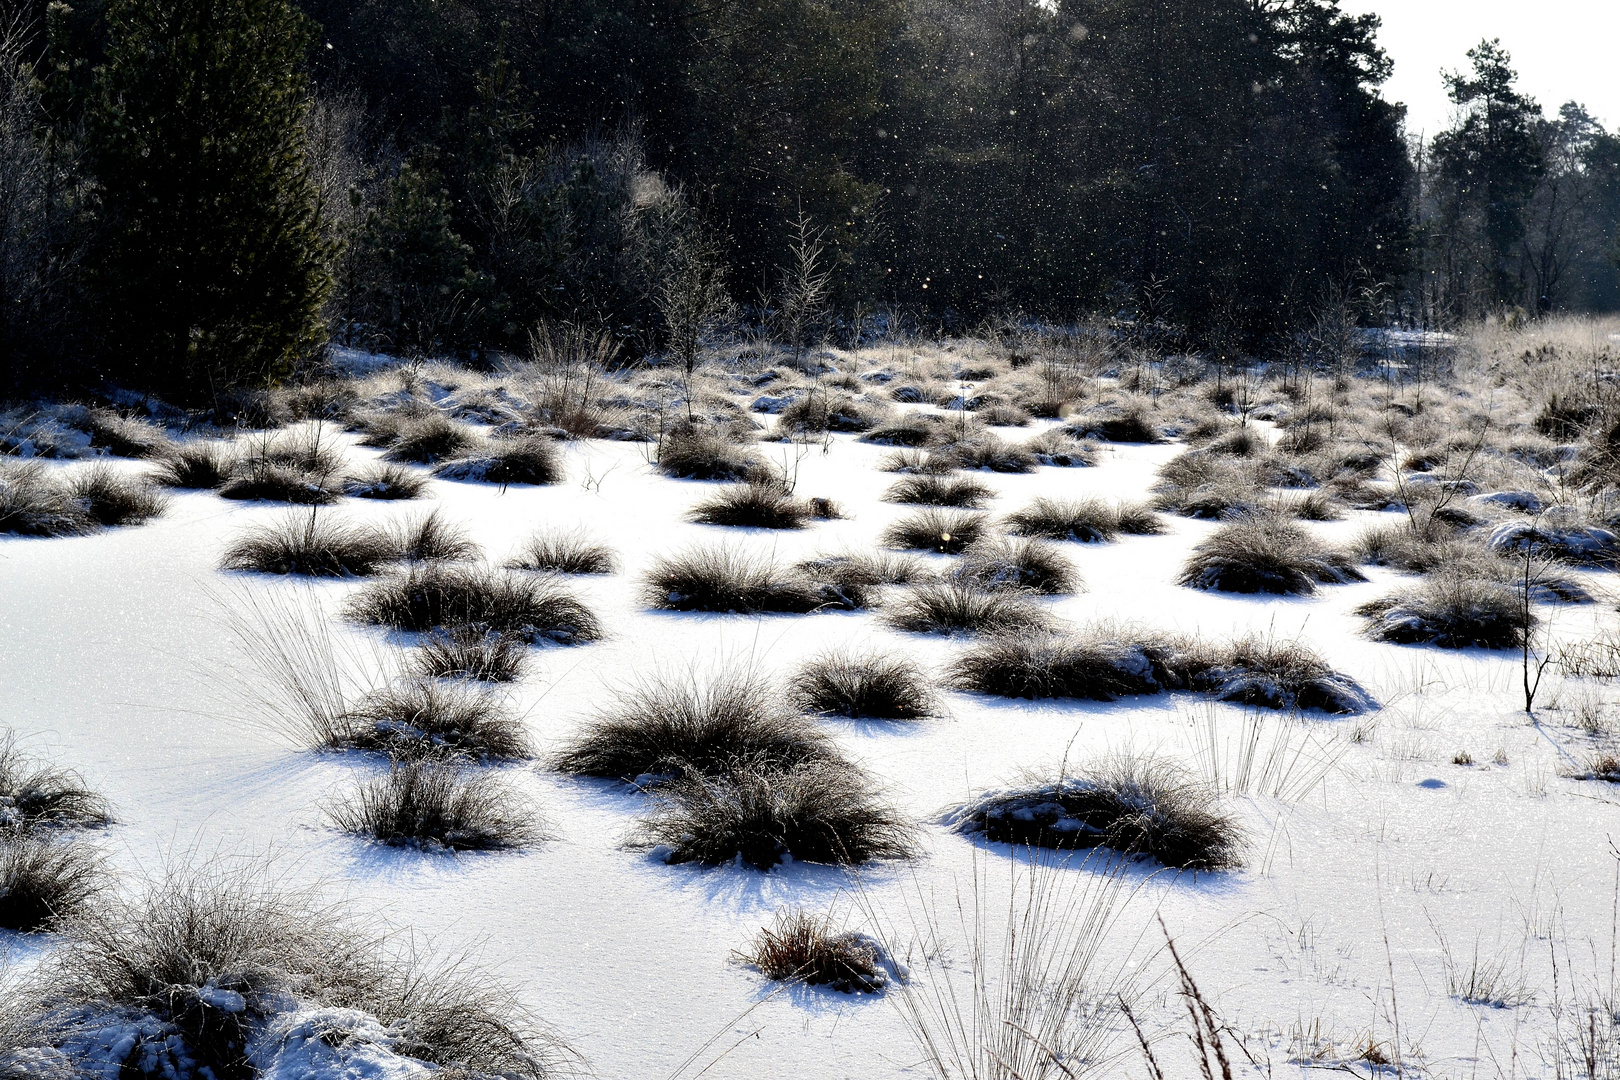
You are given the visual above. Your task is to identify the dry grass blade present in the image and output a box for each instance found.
[736,908,891,993]
[0,831,105,932]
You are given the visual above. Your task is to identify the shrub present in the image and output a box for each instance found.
[433,434,564,485]
[642,544,827,613]
[945,757,1242,869]
[788,650,939,720]
[947,629,1176,700]
[342,463,427,499]
[1357,575,1530,649]
[737,909,891,993]
[326,760,541,851]
[690,483,814,529]
[506,528,619,574]
[0,734,112,828]
[32,868,569,1080]
[346,563,602,644]
[658,427,770,482]
[411,629,529,683]
[153,443,238,489]
[881,507,990,554]
[1024,429,1097,467]
[952,537,1080,594]
[0,462,97,536]
[876,448,956,475]
[336,680,533,760]
[221,512,394,576]
[384,414,479,464]
[936,435,1038,473]
[883,474,995,508]
[551,668,836,781]
[1178,515,1363,595]
[635,760,916,869]
[881,581,1053,635]
[0,831,104,932]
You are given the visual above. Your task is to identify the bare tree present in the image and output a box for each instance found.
[774,208,832,372]
[656,228,733,422]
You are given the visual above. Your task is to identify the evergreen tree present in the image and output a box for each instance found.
[79,0,330,396]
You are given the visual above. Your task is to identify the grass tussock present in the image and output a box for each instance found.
[1003,497,1158,542]
[1024,429,1098,467]
[552,668,836,782]
[506,528,619,574]
[952,537,1080,594]
[64,465,168,527]
[881,581,1053,635]
[220,426,346,504]
[336,680,532,761]
[342,462,427,500]
[220,510,475,576]
[881,507,990,554]
[326,760,542,851]
[635,759,916,869]
[0,831,105,931]
[433,434,564,485]
[0,734,112,829]
[883,473,995,508]
[876,448,957,475]
[1178,515,1363,594]
[382,414,479,464]
[346,562,601,644]
[411,629,529,683]
[386,510,479,563]
[0,462,99,536]
[1356,574,1531,649]
[788,649,939,720]
[736,908,891,993]
[153,443,238,489]
[79,408,173,458]
[777,393,890,434]
[792,550,934,609]
[658,427,770,482]
[690,483,815,529]
[1067,404,1162,443]
[946,757,1242,869]
[30,867,570,1079]
[936,434,1038,473]
[642,544,829,614]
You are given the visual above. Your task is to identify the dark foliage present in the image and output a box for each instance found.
[881,581,1053,635]
[411,629,530,683]
[336,679,532,760]
[883,473,995,508]
[952,536,1080,594]
[1178,515,1363,595]
[690,483,814,529]
[343,463,428,499]
[506,528,619,574]
[153,443,238,489]
[0,831,105,932]
[642,544,829,613]
[433,434,564,485]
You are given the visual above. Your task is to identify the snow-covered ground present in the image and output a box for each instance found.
[2,415,1617,1078]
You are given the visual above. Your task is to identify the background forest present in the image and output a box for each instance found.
[1,0,1617,401]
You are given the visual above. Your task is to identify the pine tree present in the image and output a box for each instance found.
[81,0,330,397]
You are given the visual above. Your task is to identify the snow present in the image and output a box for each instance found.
[3,412,1619,1078]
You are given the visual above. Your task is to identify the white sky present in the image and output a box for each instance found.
[1340,0,1620,138]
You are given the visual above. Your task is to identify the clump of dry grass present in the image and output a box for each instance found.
[778,393,891,434]
[643,543,829,613]
[552,667,837,782]
[792,550,934,608]
[433,434,563,485]
[690,483,815,529]
[342,462,427,499]
[0,734,113,829]
[29,866,571,1079]
[736,909,891,993]
[77,408,174,458]
[0,831,105,931]
[1178,515,1363,594]
[221,513,394,576]
[946,756,1242,869]
[220,426,347,504]
[1024,429,1098,467]
[658,426,771,482]
[952,537,1080,594]
[876,448,956,475]
[336,680,532,761]
[326,760,542,851]
[881,507,990,554]
[411,629,529,683]
[936,434,1038,473]
[346,563,601,644]
[1357,574,1531,649]
[0,461,98,536]
[69,464,171,527]
[634,759,916,869]
[947,629,1174,700]
[153,442,238,489]
[1066,404,1162,443]
[506,528,619,574]
[383,414,480,464]
[881,581,1053,635]
[788,650,939,720]
[883,473,995,508]
[1003,497,1162,542]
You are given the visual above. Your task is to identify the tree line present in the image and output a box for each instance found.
[1,0,1617,400]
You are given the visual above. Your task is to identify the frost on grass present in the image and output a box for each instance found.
[346,563,602,644]
[552,667,837,782]
[788,649,939,720]
[1178,514,1363,595]
[736,909,894,993]
[883,473,995,508]
[381,414,479,464]
[326,760,543,851]
[433,434,564,485]
[220,426,346,504]
[1,461,162,536]
[336,680,533,761]
[11,867,572,1080]
[945,756,1242,869]
[220,510,476,577]
[0,832,105,932]
[634,759,916,870]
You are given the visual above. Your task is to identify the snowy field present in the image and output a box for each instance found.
[3,349,1619,1080]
